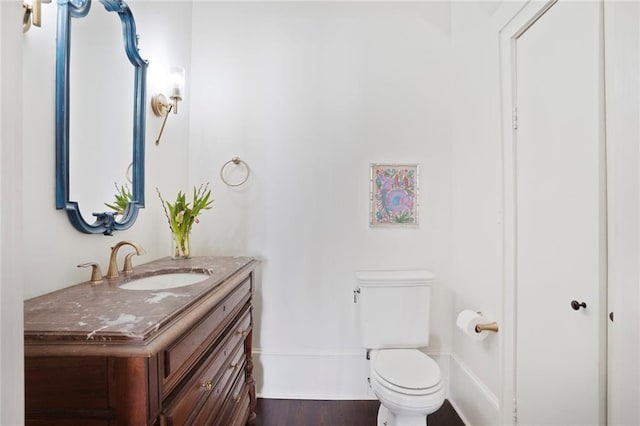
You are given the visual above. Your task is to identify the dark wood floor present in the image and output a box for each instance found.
[255,398,465,426]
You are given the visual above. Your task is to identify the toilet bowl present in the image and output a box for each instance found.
[354,270,443,426]
[369,349,445,426]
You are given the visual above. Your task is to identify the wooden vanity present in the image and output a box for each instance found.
[24,256,259,426]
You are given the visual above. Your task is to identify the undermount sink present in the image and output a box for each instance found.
[119,272,209,290]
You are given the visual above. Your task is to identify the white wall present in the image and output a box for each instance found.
[1,1,25,424]
[4,1,194,420]
[21,1,193,300]
[188,2,454,399]
[17,0,456,404]
[12,1,640,422]
[448,2,640,425]
[449,2,503,424]
[0,1,3,417]
[6,0,521,419]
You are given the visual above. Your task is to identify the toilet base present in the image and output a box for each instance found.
[377,404,392,426]
[377,403,428,426]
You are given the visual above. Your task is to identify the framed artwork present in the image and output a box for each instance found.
[370,163,419,227]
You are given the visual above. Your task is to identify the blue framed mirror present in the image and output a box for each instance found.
[55,0,147,235]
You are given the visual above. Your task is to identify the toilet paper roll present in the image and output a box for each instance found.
[456,310,489,341]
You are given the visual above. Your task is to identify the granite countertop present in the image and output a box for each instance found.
[24,256,256,347]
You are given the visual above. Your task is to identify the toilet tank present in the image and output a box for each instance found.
[355,270,435,349]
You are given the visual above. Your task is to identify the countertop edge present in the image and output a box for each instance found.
[24,259,258,358]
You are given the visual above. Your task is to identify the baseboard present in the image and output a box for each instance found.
[253,349,450,400]
[449,353,500,426]
[253,349,498,424]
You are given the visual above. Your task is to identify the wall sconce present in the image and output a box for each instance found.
[23,0,51,33]
[151,66,186,146]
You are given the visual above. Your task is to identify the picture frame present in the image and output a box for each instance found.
[370,163,419,228]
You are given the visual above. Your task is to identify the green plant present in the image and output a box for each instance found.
[156,183,214,258]
[394,211,413,223]
[105,183,133,215]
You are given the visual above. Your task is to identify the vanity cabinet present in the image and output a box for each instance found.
[24,257,258,426]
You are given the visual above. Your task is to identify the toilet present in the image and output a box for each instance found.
[355,270,445,426]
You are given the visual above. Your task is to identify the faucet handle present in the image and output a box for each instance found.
[122,252,139,274]
[78,262,103,284]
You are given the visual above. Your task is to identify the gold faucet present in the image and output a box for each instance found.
[106,240,145,279]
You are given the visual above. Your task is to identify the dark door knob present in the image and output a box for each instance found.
[571,300,587,311]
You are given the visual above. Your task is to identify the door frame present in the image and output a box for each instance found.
[498,0,607,424]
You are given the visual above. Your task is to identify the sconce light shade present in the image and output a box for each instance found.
[168,66,185,102]
[151,66,186,145]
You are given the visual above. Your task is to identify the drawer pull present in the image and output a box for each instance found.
[230,362,239,370]
[238,329,249,337]
[202,380,213,392]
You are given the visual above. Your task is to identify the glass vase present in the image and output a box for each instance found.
[171,231,191,260]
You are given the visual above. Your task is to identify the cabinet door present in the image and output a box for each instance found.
[25,357,111,425]
[514,1,606,424]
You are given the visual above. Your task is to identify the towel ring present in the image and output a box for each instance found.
[220,157,250,187]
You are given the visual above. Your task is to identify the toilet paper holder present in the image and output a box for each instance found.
[473,311,499,333]
[475,321,499,333]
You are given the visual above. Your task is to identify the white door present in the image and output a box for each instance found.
[514,1,606,424]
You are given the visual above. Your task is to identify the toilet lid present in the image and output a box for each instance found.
[373,349,441,391]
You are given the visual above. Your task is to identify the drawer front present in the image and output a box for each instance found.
[162,278,251,393]
[162,311,250,426]
[190,353,246,425]
[218,365,249,425]
[231,391,251,426]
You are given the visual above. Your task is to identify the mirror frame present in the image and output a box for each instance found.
[55,0,148,235]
